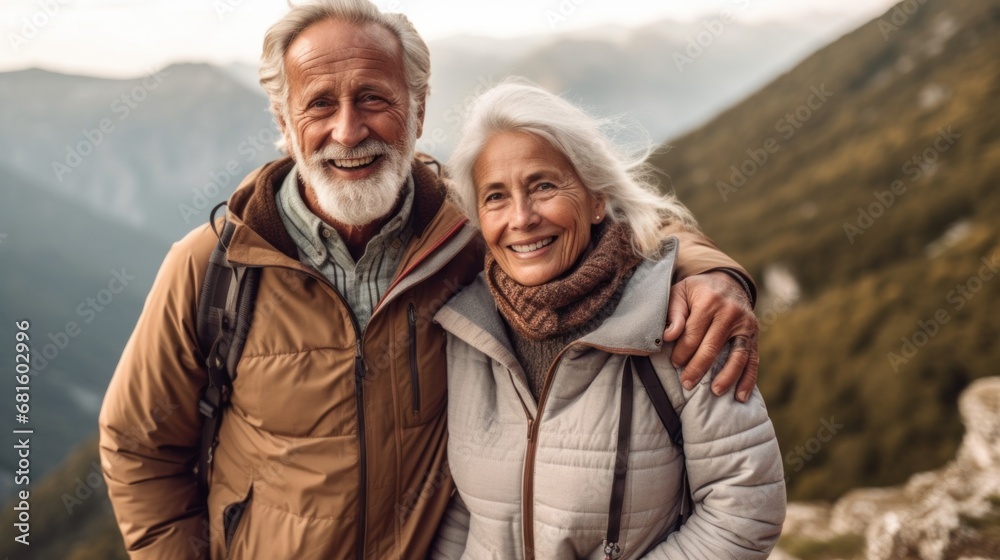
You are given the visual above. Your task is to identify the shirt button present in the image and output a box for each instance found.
[322,228,333,239]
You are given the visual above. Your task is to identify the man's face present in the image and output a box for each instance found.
[281,18,421,226]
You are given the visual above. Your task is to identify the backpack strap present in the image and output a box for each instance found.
[603,358,634,560]
[633,355,691,530]
[604,356,691,559]
[194,203,260,492]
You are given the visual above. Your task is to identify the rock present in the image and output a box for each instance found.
[864,377,1000,560]
[830,487,909,536]
[958,377,1000,470]
[782,502,836,542]
[767,548,802,560]
[777,377,1000,560]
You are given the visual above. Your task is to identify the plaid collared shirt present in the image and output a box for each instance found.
[275,165,415,330]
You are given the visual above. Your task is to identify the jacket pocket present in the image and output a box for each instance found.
[400,300,448,428]
[223,486,253,558]
[408,303,421,414]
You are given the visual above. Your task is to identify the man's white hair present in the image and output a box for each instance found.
[259,0,430,152]
[448,80,698,259]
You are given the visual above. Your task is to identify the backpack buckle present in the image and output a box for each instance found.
[199,386,222,418]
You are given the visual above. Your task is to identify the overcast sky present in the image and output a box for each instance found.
[2,0,899,78]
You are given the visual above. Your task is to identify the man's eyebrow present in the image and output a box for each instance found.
[299,82,334,99]
[355,84,394,98]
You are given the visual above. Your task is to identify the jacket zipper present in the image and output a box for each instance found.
[227,218,471,560]
[521,345,574,560]
[520,343,640,560]
[354,338,369,560]
[522,417,537,560]
[407,303,421,414]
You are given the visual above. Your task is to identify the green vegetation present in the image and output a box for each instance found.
[0,437,126,560]
[650,0,1000,501]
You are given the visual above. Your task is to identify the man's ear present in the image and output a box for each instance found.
[415,97,427,138]
[274,104,292,150]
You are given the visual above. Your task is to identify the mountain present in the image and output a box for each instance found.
[0,165,166,499]
[419,17,855,157]
[649,0,1000,500]
[224,18,850,159]
[0,63,282,243]
[0,18,848,243]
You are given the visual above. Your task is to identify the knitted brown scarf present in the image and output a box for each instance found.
[485,222,644,341]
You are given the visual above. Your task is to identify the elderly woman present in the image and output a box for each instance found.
[431,82,785,559]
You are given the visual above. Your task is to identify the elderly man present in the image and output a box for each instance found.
[99,1,761,558]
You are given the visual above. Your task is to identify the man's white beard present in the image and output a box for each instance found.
[290,108,417,227]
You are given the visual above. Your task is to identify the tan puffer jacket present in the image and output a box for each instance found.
[432,239,785,559]
[99,156,755,559]
[99,157,484,559]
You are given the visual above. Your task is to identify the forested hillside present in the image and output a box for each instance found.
[651,0,1000,500]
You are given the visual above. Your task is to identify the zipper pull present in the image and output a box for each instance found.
[526,417,534,441]
[408,303,417,326]
[355,339,366,380]
[603,540,621,559]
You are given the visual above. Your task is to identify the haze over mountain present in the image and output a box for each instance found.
[0,63,282,243]
[0,165,164,500]
[2,16,847,247]
[419,16,857,156]
[211,15,863,163]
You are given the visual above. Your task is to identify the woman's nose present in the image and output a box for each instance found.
[508,195,540,230]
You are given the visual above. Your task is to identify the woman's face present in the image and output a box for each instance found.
[474,131,604,287]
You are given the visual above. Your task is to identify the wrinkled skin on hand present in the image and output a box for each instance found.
[662,271,759,402]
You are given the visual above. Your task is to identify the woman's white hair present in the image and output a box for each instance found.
[259,0,430,152]
[448,80,698,259]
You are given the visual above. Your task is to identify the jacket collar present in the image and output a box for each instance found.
[436,237,678,362]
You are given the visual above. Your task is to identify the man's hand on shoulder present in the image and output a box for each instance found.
[662,270,759,403]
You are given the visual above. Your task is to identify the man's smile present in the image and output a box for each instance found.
[328,155,380,169]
